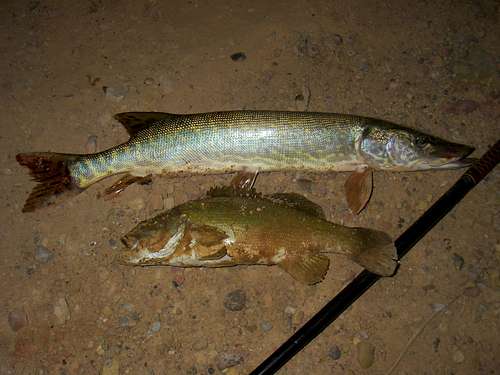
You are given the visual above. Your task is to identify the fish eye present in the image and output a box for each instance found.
[415,136,429,147]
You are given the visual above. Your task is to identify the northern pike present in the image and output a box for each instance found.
[119,186,398,284]
[16,111,475,212]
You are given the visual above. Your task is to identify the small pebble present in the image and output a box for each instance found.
[144,77,155,85]
[96,344,106,356]
[85,135,98,153]
[431,303,446,312]
[453,350,465,363]
[328,345,341,360]
[356,341,375,369]
[35,245,54,263]
[452,253,465,270]
[230,52,246,62]
[432,337,440,352]
[332,33,343,45]
[224,290,247,311]
[103,85,128,101]
[464,286,481,297]
[102,358,119,375]
[119,304,141,327]
[172,273,185,288]
[108,239,118,249]
[8,310,28,332]
[216,352,243,370]
[148,321,161,334]
[53,297,71,325]
[260,321,273,332]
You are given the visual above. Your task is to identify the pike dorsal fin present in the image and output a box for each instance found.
[114,112,179,136]
[278,253,330,285]
[266,193,326,219]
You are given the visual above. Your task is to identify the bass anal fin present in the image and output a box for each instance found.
[278,252,330,285]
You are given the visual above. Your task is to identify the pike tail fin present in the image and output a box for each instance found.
[16,152,83,212]
[349,228,398,276]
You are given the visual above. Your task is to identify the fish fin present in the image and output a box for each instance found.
[206,185,261,199]
[186,224,228,260]
[278,253,330,285]
[113,112,178,136]
[348,228,398,276]
[230,170,259,191]
[345,168,373,215]
[103,173,152,200]
[16,152,83,212]
[266,193,326,219]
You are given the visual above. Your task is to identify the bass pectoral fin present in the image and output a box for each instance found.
[345,168,373,215]
[278,253,330,285]
[103,173,152,200]
[187,223,229,260]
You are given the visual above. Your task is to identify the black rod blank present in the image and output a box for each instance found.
[251,140,500,375]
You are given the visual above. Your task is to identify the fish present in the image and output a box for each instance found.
[118,186,398,284]
[16,111,475,212]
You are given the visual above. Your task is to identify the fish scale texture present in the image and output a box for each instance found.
[71,111,369,187]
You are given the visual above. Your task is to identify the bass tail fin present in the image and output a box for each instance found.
[16,152,83,212]
[348,228,398,276]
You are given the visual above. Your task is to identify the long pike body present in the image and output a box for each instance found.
[16,111,474,212]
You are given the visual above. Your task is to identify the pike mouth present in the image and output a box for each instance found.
[432,144,475,169]
[434,157,477,169]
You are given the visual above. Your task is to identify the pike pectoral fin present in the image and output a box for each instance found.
[278,253,330,285]
[103,174,152,200]
[230,171,259,191]
[345,168,373,215]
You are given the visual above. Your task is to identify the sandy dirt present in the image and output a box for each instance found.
[1,0,499,374]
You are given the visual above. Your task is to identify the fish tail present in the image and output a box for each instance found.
[348,228,398,276]
[16,152,83,212]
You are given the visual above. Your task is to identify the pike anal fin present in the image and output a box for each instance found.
[103,173,152,200]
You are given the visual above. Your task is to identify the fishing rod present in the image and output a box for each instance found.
[251,140,500,375]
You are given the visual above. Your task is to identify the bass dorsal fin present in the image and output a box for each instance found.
[113,112,179,136]
[265,193,326,219]
[206,185,261,199]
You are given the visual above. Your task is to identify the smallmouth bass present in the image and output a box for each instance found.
[16,111,474,212]
[119,187,398,284]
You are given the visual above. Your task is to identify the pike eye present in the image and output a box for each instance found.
[415,137,429,147]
